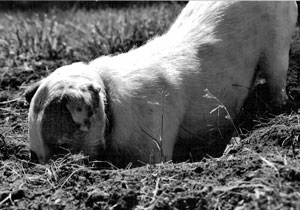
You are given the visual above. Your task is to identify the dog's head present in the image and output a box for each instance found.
[26,63,107,164]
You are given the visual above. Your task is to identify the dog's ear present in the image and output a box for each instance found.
[87,83,101,94]
[25,80,43,104]
[87,83,102,109]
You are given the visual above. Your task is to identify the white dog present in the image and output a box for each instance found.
[26,1,298,167]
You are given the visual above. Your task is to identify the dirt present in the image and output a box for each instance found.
[2,5,300,210]
[2,117,300,210]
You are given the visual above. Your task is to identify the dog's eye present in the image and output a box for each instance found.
[76,107,82,112]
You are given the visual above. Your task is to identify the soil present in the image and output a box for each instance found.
[2,8,300,210]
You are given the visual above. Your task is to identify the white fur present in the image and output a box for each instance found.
[28,1,298,165]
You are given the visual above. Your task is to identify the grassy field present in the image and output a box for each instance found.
[1,2,300,210]
[0,2,183,90]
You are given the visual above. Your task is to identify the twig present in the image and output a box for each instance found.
[214,182,273,194]
[0,193,14,207]
[152,177,160,201]
[145,177,161,210]
[91,160,119,170]
[0,108,20,115]
[59,167,83,190]
[259,155,278,173]
[0,98,22,105]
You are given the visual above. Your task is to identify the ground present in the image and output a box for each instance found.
[1,2,300,210]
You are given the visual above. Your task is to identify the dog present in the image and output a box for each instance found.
[26,1,298,167]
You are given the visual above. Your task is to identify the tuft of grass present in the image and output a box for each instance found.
[203,88,241,140]
[143,86,170,163]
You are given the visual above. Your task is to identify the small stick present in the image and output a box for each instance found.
[0,98,22,105]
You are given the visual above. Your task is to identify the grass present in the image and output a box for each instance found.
[203,88,241,141]
[0,2,183,92]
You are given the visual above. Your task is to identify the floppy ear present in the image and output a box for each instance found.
[87,83,102,109]
[25,80,43,104]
